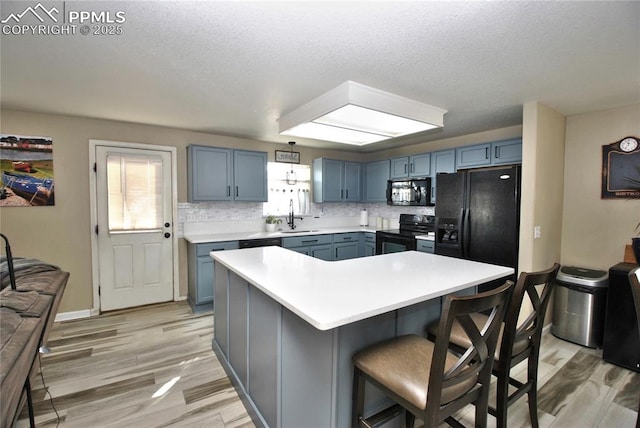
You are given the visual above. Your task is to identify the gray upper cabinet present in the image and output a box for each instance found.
[390,153,431,178]
[430,149,456,204]
[364,159,390,202]
[188,146,233,201]
[313,158,361,203]
[491,139,523,165]
[188,145,267,202]
[456,138,522,169]
[233,150,268,201]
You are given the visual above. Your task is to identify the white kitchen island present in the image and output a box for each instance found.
[212,246,513,428]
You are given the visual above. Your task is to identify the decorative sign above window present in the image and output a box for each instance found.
[601,136,640,199]
[275,149,300,164]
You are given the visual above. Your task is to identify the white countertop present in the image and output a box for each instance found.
[184,226,380,244]
[185,226,435,243]
[212,247,513,330]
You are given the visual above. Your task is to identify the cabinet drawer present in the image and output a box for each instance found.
[282,234,333,248]
[333,232,359,243]
[363,232,376,243]
[196,241,239,257]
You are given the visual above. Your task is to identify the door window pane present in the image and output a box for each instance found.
[107,154,163,231]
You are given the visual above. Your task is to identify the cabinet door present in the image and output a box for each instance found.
[335,242,359,261]
[390,157,409,178]
[492,139,522,165]
[430,149,456,204]
[321,159,344,202]
[188,146,233,201]
[310,244,334,261]
[234,150,268,201]
[365,160,390,202]
[287,246,310,256]
[363,242,376,257]
[196,257,214,303]
[343,162,361,201]
[456,144,491,169]
[410,153,431,177]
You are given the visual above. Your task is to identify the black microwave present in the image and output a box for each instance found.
[386,177,432,206]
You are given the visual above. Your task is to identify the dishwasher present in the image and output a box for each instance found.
[239,237,282,248]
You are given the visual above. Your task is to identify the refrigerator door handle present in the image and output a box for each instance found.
[461,208,471,258]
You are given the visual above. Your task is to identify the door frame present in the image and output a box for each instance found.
[89,139,179,315]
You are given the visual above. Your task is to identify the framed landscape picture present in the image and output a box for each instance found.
[0,134,55,206]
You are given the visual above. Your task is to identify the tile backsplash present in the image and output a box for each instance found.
[178,202,434,237]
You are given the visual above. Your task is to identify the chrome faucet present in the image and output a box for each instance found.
[287,199,303,230]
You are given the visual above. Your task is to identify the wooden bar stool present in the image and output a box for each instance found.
[352,281,513,428]
[427,263,560,428]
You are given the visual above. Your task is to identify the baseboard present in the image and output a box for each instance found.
[55,309,92,322]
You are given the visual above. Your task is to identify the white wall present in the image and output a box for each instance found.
[561,104,640,270]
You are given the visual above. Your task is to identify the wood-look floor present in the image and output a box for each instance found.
[16,301,639,428]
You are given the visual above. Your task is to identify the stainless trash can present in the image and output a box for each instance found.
[551,266,609,348]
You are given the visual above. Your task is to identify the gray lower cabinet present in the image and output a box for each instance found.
[282,234,334,261]
[416,239,435,254]
[361,232,376,257]
[213,263,443,428]
[333,233,359,260]
[187,240,239,312]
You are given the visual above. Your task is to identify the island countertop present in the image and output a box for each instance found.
[212,246,513,330]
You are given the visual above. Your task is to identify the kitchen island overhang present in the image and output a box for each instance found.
[211,247,513,427]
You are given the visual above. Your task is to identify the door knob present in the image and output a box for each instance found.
[165,222,170,228]
[164,233,171,238]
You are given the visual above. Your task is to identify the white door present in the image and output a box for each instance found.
[95,146,174,311]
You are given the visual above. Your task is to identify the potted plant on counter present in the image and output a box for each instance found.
[265,215,282,232]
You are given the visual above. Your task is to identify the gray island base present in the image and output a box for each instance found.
[211,247,513,428]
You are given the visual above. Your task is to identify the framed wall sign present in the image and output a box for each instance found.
[601,136,640,199]
[275,150,300,164]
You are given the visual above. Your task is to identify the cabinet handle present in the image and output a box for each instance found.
[341,189,344,199]
[235,186,239,197]
[485,147,489,160]
[227,186,231,197]
[405,164,408,173]
[495,146,499,159]
[411,163,415,173]
[345,189,349,199]
[343,237,353,240]
[335,248,338,258]
[302,239,318,244]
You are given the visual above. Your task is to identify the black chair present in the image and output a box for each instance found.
[427,263,560,428]
[628,267,640,428]
[352,281,513,428]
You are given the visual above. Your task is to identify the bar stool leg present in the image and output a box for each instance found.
[352,368,365,428]
[24,377,36,428]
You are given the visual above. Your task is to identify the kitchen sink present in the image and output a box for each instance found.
[281,229,320,234]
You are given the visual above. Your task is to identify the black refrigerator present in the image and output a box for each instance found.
[435,166,521,290]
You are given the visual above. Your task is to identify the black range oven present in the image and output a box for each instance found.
[376,214,435,255]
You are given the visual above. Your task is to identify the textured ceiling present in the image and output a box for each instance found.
[1,1,639,152]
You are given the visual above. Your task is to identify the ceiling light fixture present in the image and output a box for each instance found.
[278,81,447,146]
